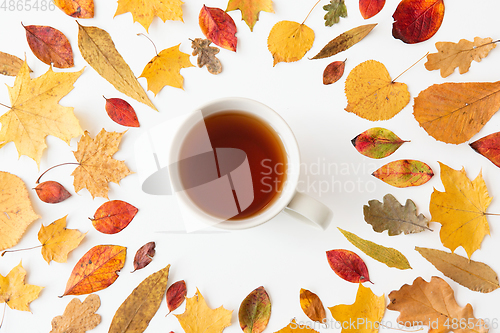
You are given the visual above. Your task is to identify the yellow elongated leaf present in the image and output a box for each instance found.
[415,247,499,293]
[413,81,500,144]
[114,0,183,32]
[425,37,496,78]
[109,265,170,333]
[430,162,491,258]
[338,228,411,270]
[267,21,314,66]
[0,172,40,251]
[312,24,377,59]
[345,60,409,120]
[0,262,43,311]
[77,22,157,111]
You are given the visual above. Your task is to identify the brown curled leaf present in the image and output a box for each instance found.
[132,241,155,272]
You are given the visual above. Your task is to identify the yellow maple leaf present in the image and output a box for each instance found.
[38,216,86,264]
[0,61,83,166]
[114,0,183,32]
[329,284,385,333]
[275,319,320,333]
[267,21,314,66]
[139,44,194,96]
[71,129,132,199]
[0,171,40,251]
[175,288,232,333]
[425,37,497,78]
[430,162,492,258]
[226,0,274,31]
[0,261,43,311]
[345,60,410,121]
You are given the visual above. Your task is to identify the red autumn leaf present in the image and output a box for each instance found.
[199,5,237,52]
[23,24,74,68]
[326,249,372,283]
[323,60,346,85]
[372,159,434,187]
[392,0,445,44]
[63,244,126,296]
[470,132,500,168]
[359,0,386,19]
[104,97,140,127]
[34,181,71,203]
[90,200,138,234]
[132,241,156,272]
[166,280,187,314]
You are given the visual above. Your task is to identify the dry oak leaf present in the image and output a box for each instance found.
[0,60,83,166]
[425,37,497,78]
[226,0,274,31]
[50,294,101,333]
[0,51,29,76]
[329,284,385,333]
[24,24,74,68]
[0,171,40,251]
[109,265,170,333]
[38,215,86,264]
[175,288,233,333]
[191,38,222,75]
[140,44,194,95]
[114,0,183,32]
[267,21,314,66]
[323,0,347,27]
[0,261,43,311]
[388,276,489,333]
[413,81,500,144]
[72,129,132,199]
[54,0,94,18]
[430,162,491,259]
[345,60,409,120]
[77,22,157,111]
[63,244,126,296]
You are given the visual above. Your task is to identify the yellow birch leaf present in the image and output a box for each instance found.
[0,262,43,311]
[329,284,385,333]
[139,44,194,96]
[345,60,410,121]
[267,21,314,66]
[425,37,497,78]
[0,61,83,165]
[77,23,157,111]
[226,0,274,31]
[38,216,86,264]
[430,162,492,258]
[114,0,183,32]
[0,171,40,251]
[175,288,233,333]
[72,129,132,199]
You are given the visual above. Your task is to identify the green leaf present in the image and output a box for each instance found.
[323,0,347,27]
[372,160,434,187]
[338,228,412,270]
[239,286,271,333]
[352,127,408,159]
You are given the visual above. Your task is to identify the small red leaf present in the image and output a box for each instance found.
[90,200,138,234]
[470,132,500,168]
[24,24,74,68]
[104,97,140,127]
[326,249,371,283]
[392,0,445,44]
[166,280,187,313]
[199,5,237,52]
[323,60,346,85]
[34,181,71,203]
[132,241,155,272]
[359,0,386,19]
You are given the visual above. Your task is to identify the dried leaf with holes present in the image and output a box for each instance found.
[191,38,222,75]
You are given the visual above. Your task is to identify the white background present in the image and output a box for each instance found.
[1,0,500,332]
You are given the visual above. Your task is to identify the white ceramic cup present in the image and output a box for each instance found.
[136,97,332,230]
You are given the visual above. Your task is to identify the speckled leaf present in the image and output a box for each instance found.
[352,127,408,159]
[372,160,433,187]
[239,286,271,333]
[312,24,376,59]
[326,249,371,283]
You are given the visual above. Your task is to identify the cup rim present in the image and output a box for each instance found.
[169,97,301,230]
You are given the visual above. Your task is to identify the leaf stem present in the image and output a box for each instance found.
[0,102,11,110]
[0,303,5,329]
[36,162,81,184]
[1,245,43,257]
[392,52,429,83]
[302,0,322,25]
[137,33,158,56]
[484,212,500,216]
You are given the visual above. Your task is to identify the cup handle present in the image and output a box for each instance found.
[284,191,332,230]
